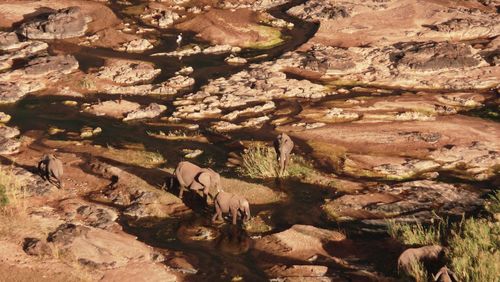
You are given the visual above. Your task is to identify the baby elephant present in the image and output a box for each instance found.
[38,154,64,188]
[212,191,251,225]
[273,132,294,176]
[174,161,221,202]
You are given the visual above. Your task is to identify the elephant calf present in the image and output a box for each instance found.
[174,161,221,202]
[273,132,294,176]
[38,154,64,188]
[212,191,251,225]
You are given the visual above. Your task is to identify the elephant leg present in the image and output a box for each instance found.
[231,207,238,225]
[178,185,185,199]
[212,203,221,223]
[279,158,285,176]
[283,154,290,174]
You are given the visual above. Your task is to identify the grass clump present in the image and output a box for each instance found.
[0,167,25,212]
[387,218,445,246]
[0,184,8,207]
[448,218,500,282]
[485,190,500,214]
[237,144,313,179]
[238,144,279,178]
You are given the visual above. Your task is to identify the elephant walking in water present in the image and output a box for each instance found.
[174,161,221,203]
[212,191,251,225]
[274,133,294,176]
[38,154,64,188]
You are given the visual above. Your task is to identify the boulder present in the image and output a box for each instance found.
[123,103,167,121]
[18,7,91,39]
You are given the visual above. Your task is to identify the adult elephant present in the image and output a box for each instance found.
[174,161,221,203]
[273,132,294,176]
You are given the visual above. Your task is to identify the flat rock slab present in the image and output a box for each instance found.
[289,115,500,180]
[253,225,346,279]
[323,180,484,222]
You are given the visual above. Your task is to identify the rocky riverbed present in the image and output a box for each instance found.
[0,0,498,281]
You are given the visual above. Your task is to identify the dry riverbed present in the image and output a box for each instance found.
[0,0,498,281]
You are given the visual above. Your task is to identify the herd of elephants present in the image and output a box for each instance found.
[37,132,295,225]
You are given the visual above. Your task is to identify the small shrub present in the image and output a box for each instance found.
[387,218,444,246]
[0,184,8,207]
[485,190,500,214]
[79,77,95,90]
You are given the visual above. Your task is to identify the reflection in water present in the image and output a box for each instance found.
[216,225,251,255]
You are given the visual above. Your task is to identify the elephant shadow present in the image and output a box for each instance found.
[215,225,251,255]
[163,175,212,216]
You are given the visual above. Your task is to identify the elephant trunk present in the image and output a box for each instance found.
[243,201,251,222]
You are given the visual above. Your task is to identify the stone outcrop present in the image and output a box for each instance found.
[123,103,167,121]
[141,5,180,28]
[97,60,161,85]
[286,43,498,89]
[323,180,484,222]
[296,0,500,48]
[119,38,154,53]
[252,225,346,279]
[173,61,329,120]
[0,125,20,155]
[83,100,141,119]
[289,115,499,181]
[18,7,92,39]
[103,75,194,96]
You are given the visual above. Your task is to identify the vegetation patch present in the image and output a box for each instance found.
[0,184,8,207]
[388,204,500,282]
[243,26,284,49]
[0,167,24,212]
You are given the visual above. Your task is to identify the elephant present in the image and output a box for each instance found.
[212,191,251,225]
[273,132,294,176]
[174,161,221,202]
[433,266,458,282]
[398,245,444,275]
[38,154,64,188]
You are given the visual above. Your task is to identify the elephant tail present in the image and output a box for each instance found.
[174,163,187,188]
